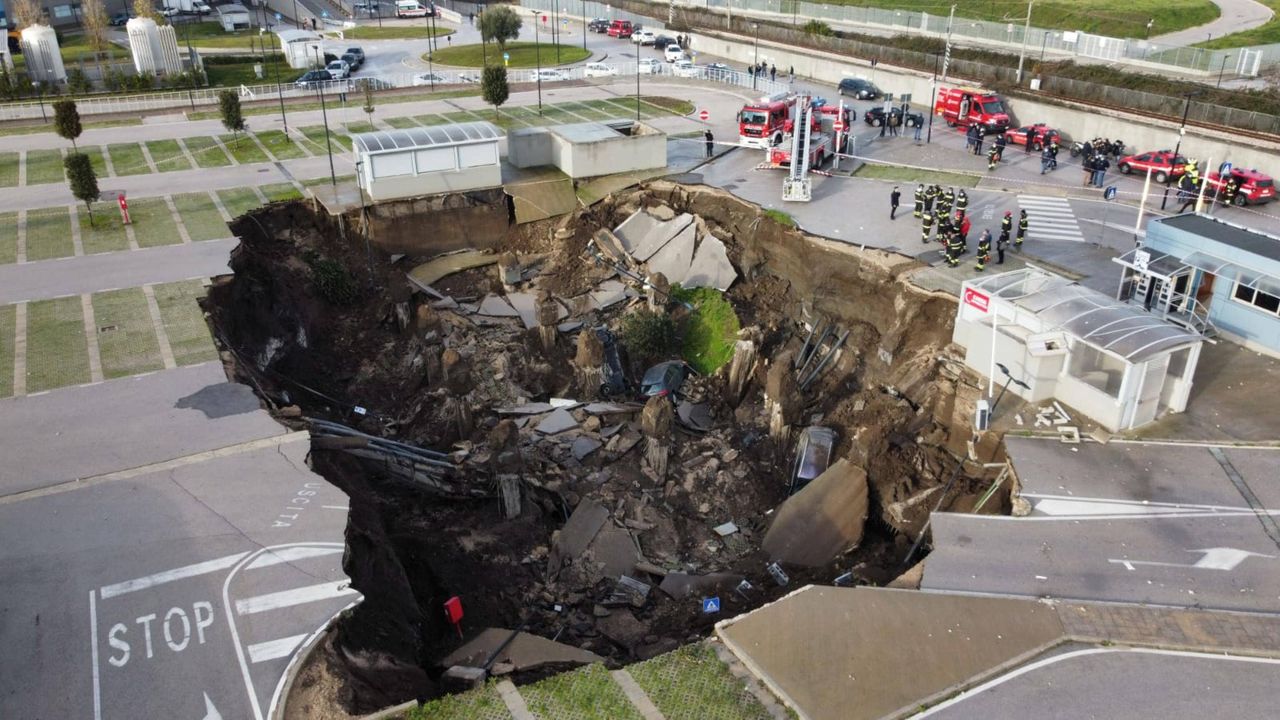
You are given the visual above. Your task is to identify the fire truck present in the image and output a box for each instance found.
[738,93,797,148]
[767,99,845,169]
[934,86,1011,135]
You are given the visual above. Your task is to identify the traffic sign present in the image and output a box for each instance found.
[503,52,510,60]
[1104,185,1118,201]
[702,597,721,614]
[1221,161,1233,174]
[321,10,328,17]
[698,109,709,121]
[834,119,845,132]
[542,14,547,22]
[275,12,282,21]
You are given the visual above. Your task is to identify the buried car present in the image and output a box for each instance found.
[789,426,837,495]
[640,360,692,399]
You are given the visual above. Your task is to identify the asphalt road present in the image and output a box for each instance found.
[922,437,1280,612]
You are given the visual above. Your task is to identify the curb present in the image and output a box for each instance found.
[268,600,360,720]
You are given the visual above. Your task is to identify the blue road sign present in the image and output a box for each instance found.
[322,10,329,17]
[702,597,721,614]
[503,52,510,60]
[1104,185,1118,201]
[1221,162,1233,174]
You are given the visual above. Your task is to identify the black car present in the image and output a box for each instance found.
[295,69,334,89]
[652,35,678,50]
[595,328,631,398]
[863,106,923,128]
[640,360,691,400]
[838,77,881,100]
[344,47,366,69]
[341,53,362,72]
[588,18,611,33]
[109,12,130,26]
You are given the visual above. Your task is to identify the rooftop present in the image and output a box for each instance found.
[550,122,625,144]
[351,122,502,155]
[1155,213,1280,264]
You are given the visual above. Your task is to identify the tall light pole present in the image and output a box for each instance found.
[582,0,588,50]
[268,26,288,136]
[1015,0,1035,84]
[926,50,941,144]
[535,17,543,114]
[751,22,759,90]
[1160,90,1203,210]
[1039,30,1051,67]
[293,0,301,29]
[940,4,955,82]
[553,0,561,64]
[1218,54,1232,88]
[312,46,337,187]
[635,38,640,121]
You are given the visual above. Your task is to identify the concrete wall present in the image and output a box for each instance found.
[508,128,554,169]
[550,126,667,179]
[696,31,1280,173]
[349,188,510,255]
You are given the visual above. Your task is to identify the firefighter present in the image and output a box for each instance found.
[924,184,939,213]
[1016,209,1028,249]
[975,231,991,272]
[994,133,1008,162]
[987,144,999,171]
[1222,177,1240,207]
[913,184,924,218]
[946,230,964,268]
[1049,140,1060,170]
[995,228,1008,264]
[1000,210,1013,241]
[1184,159,1200,187]
[937,215,953,248]
[955,189,969,217]
[921,208,934,244]
[939,187,955,217]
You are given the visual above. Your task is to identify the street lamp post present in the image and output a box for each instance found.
[1160,90,1202,210]
[1218,54,1232,88]
[1015,0,1035,84]
[293,0,301,29]
[427,48,435,90]
[180,18,196,112]
[751,22,759,91]
[1039,30,1051,67]
[268,26,288,135]
[34,81,47,122]
[990,363,1031,415]
[1145,19,1154,39]
[635,37,640,120]
[535,18,543,114]
[553,0,561,64]
[312,47,337,187]
[926,50,941,144]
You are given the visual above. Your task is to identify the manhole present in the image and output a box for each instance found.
[98,325,118,333]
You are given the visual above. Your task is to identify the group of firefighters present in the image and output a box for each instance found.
[912,184,1027,271]
[1174,159,1243,212]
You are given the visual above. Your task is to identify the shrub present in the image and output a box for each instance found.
[309,257,358,305]
[802,20,833,37]
[620,308,677,367]
[66,68,93,95]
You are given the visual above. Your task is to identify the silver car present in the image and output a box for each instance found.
[789,426,837,495]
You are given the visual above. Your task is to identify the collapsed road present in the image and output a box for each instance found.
[203,180,1011,714]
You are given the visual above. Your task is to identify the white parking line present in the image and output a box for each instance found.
[90,590,102,720]
[247,633,310,664]
[99,552,248,599]
[234,580,359,616]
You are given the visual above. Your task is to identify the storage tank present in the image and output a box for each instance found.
[19,25,66,85]
[127,17,183,76]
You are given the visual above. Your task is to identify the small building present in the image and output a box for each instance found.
[276,28,323,69]
[507,120,667,179]
[953,268,1203,432]
[218,4,253,31]
[1114,213,1280,357]
[353,122,503,202]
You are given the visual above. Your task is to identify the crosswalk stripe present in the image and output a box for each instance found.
[247,634,310,664]
[235,580,360,615]
[1028,230,1085,240]
[1022,207,1075,216]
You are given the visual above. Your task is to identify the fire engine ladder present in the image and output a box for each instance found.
[783,98,813,202]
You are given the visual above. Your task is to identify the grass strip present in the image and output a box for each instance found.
[146,139,194,173]
[92,288,164,380]
[153,280,218,366]
[24,207,74,261]
[78,204,131,255]
[25,295,90,392]
[108,143,150,176]
[184,136,233,168]
[25,149,66,185]
[172,192,230,242]
[128,198,184,248]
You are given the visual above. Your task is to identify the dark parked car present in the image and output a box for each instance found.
[341,53,362,72]
[344,47,366,69]
[596,328,630,398]
[588,18,611,33]
[838,77,881,100]
[295,69,334,89]
[109,12,130,26]
[653,35,678,50]
[789,426,837,495]
[863,106,923,128]
[640,360,691,399]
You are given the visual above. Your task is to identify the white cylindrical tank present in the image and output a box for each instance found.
[127,17,183,76]
[19,25,67,85]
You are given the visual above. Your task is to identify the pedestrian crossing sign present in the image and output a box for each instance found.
[702,597,721,614]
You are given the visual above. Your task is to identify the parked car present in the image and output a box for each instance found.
[663,44,685,62]
[595,328,630,398]
[1206,167,1276,206]
[652,35,678,50]
[109,12,130,25]
[606,20,634,38]
[533,68,566,82]
[632,30,657,46]
[863,106,922,128]
[588,18,611,33]
[191,0,212,14]
[1117,150,1188,184]
[583,62,618,78]
[157,5,181,17]
[789,426,837,495]
[295,69,334,89]
[341,53,363,72]
[344,47,366,68]
[640,361,691,400]
[704,62,731,81]
[637,57,662,74]
[326,60,351,79]
[672,59,698,78]
[412,72,446,86]
[837,77,880,100]
[1002,123,1060,151]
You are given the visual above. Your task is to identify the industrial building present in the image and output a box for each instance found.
[507,120,668,179]
[352,122,504,202]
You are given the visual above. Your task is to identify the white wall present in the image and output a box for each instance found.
[551,129,668,179]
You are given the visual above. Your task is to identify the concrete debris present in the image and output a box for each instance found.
[763,460,869,567]
[1058,426,1081,444]
[571,437,602,460]
[596,610,647,650]
[616,211,695,262]
[478,294,520,318]
[601,423,624,438]
[684,234,737,291]
[558,320,584,333]
[646,223,697,286]
[442,628,603,673]
[497,402,557,415]
[713,522,739,536]
[584,402,638,415]
[1014,413,1024,426]
[549,398,580,408]
[676,401,713,431]
[408,250,499,286]
[546,500,609,581]
[536,408,579,435]
[590,280,629,311]
[1089,427,1113,444]
[506,292,539,329]
[606,575,651,608]
[657,572,744,599]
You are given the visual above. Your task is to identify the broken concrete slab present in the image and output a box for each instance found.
[596,610,647,650]
[630,213,695,262]
[442,628,603,672]
[535,408,579,435]
[684,234,738,291]
[408,251,498,287]
[676,401,713,431]
[506,292,539,329]
[584,402,639,415]
[589,523,642,580]
[558,320,584,333]
[613,211,662,255]
[547,499,609,579]
[589,279,629,311]
[713,522,739,537]
[658,572,745,599]
[763,459,869,567]
[645,222,696,285]
[496,402,557,415]
[478,294,520,318]
[571,437,602,460]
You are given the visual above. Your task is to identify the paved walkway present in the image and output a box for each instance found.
[1152,0,1275,46]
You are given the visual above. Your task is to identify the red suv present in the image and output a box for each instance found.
[607,20,633,38]
[1117,150,1189,184]
[1206,168,1275,206]
[1003,123,1060,150]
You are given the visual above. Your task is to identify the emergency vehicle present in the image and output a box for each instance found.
[737,93,793,148]
[1205,168,1275,206]
[934,87,1010,135]
[767,100,845,168]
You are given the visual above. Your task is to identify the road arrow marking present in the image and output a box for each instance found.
[202,692,223,720]
[1109,547,1276,572]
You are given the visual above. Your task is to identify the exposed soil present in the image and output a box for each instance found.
[205,181,1008,715]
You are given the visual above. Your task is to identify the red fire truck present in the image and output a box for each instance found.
[738,94,793,148]
[934,87,1011,135]
[767,102,842,168]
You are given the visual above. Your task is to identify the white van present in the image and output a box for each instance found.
[396,1,429,18]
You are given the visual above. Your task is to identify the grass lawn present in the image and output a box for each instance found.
[128,198,184,248]
[153,280,218,366]
[108,143,151,176]
[560,101,613,121]
[854,162,980,188]
[180,22,265,50]
[405,681,508,720]
[629,643,773,720]
[672,287,741,376]
[92,288,164,380]
[173,192,230,242]
[25,208,74,261]
[219,134,271,165]
[344,120,378,134]
[343,25,454,40]
[145,140,193,173]
[78,204,131,255]
[25,295,90,393]
[521,664,642,720]
[184,136,233,168]
[302,174,356,187]
[187,89,481,120]
[383,116,421,129]
[413,113,453,126]
[1197,1,1280,47]
[0,304,13,397]
[763,209,796,227]
[205,60,305,87]
[25,149,66,185]
[430,42,591,68]
[218,188,264,218]
[261,183,303,202]
[0,152,17,187]
[80,147,110,178]
[255,130,307,160]
[0,118,141,138]
[300,126,352,151]
[643,96,696,116]
[0,212,16,264]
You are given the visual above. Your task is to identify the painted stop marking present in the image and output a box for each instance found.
[699,109,710,121]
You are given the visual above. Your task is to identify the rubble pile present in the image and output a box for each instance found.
[206,181,1009,714]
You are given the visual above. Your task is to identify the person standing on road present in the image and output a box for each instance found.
[1040,144,1053,174]
[1083,156,1095,186]
[1016,209,1028,249]
[890,186,901,219]
[959,213,972,247]
[913,184,924,218]
[913,115,923,142]
[1049,140,1060,170]
[975,230,992,271]
[888,112,899,136]
[987,144,999,171]
[770,64,777,82]
[704,129,714,158]
[995,229,1007,264]
[964,125,975,154]
[921,208,935,244]
[924,184,939,214]
[1025,125,1037,153]
[994,133,1008,162]
[946,231,964,268]
[1093,155,1110,188]
[1000,211,1013,248]
[974,127,985,156]
[955,189,968,221]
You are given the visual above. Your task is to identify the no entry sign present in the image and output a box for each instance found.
[698,109,710,121]
[963,287,990,313]
[834,119,845,132]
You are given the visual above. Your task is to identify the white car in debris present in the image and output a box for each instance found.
[637,57,662,74]
[583,62,618,78]
[672,60,699,78]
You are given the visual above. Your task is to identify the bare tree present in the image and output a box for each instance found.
[82,0,110,53]
[133,0,157,21]
[10,0,43,28]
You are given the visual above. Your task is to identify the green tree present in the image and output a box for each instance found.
[218,90,246,146]
[478,5,522,56]
[64,152,100,225]
[82,0,110,53]
[53,99,82,151]
[481,65,509,120]
[361,79,375,122]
